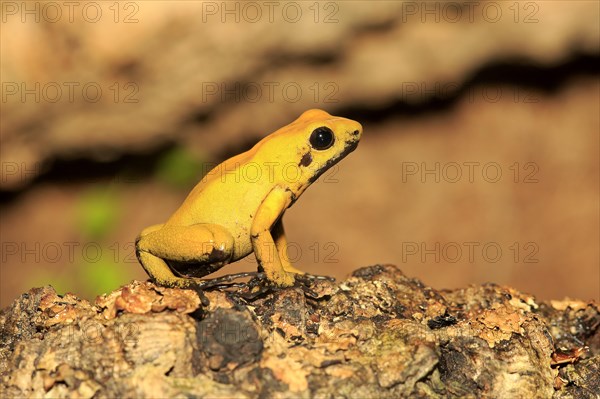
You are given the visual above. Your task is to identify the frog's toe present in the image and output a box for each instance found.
[296,273,335,284]
[280,274,296,287]
[266,270,296,287]
[199,271,265,289]
[185,281,211,306]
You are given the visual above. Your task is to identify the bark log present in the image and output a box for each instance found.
[1,265,598,398]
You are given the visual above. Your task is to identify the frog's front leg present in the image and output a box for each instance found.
[251,187,298,287]
[135,223,234,288]
[272,219,305,275]
[273,218,335,289]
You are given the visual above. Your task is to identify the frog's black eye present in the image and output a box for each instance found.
[309,126,335,150]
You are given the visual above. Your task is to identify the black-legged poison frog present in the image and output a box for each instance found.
[136,109,362,290]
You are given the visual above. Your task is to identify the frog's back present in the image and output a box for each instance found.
[165,148,273,229]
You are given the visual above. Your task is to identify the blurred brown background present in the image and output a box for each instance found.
[1,1,598,307]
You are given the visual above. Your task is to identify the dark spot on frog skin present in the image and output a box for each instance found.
[299,152,312,167]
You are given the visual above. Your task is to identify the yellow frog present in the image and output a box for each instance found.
[136,109,362,289]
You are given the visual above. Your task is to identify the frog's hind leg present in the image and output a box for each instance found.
[135,223,234,289]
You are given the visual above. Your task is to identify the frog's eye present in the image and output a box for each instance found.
[309,126,335,150]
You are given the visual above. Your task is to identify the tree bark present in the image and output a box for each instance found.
[1,265,598,398]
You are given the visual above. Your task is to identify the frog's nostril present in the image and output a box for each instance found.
[352,130,360,136]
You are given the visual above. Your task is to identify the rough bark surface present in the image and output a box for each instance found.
[1,265,598,398]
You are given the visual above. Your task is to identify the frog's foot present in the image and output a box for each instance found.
[197,272,280,302]
[184,272,265,306]
[293,273,336,299]
[237,278,274,301]
[198,271,266,290]
[231,272,335,300]
[262,268,296,287]
[189,283,211,307]
[295,273,336,284]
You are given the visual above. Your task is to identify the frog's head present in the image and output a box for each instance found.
[260,109,362,195]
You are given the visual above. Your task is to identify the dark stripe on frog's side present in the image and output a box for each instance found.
[308,139,359,184]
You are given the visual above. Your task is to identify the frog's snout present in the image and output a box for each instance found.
[349,120,363,138]
[344,130,361,152]
[348,123,362,142]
